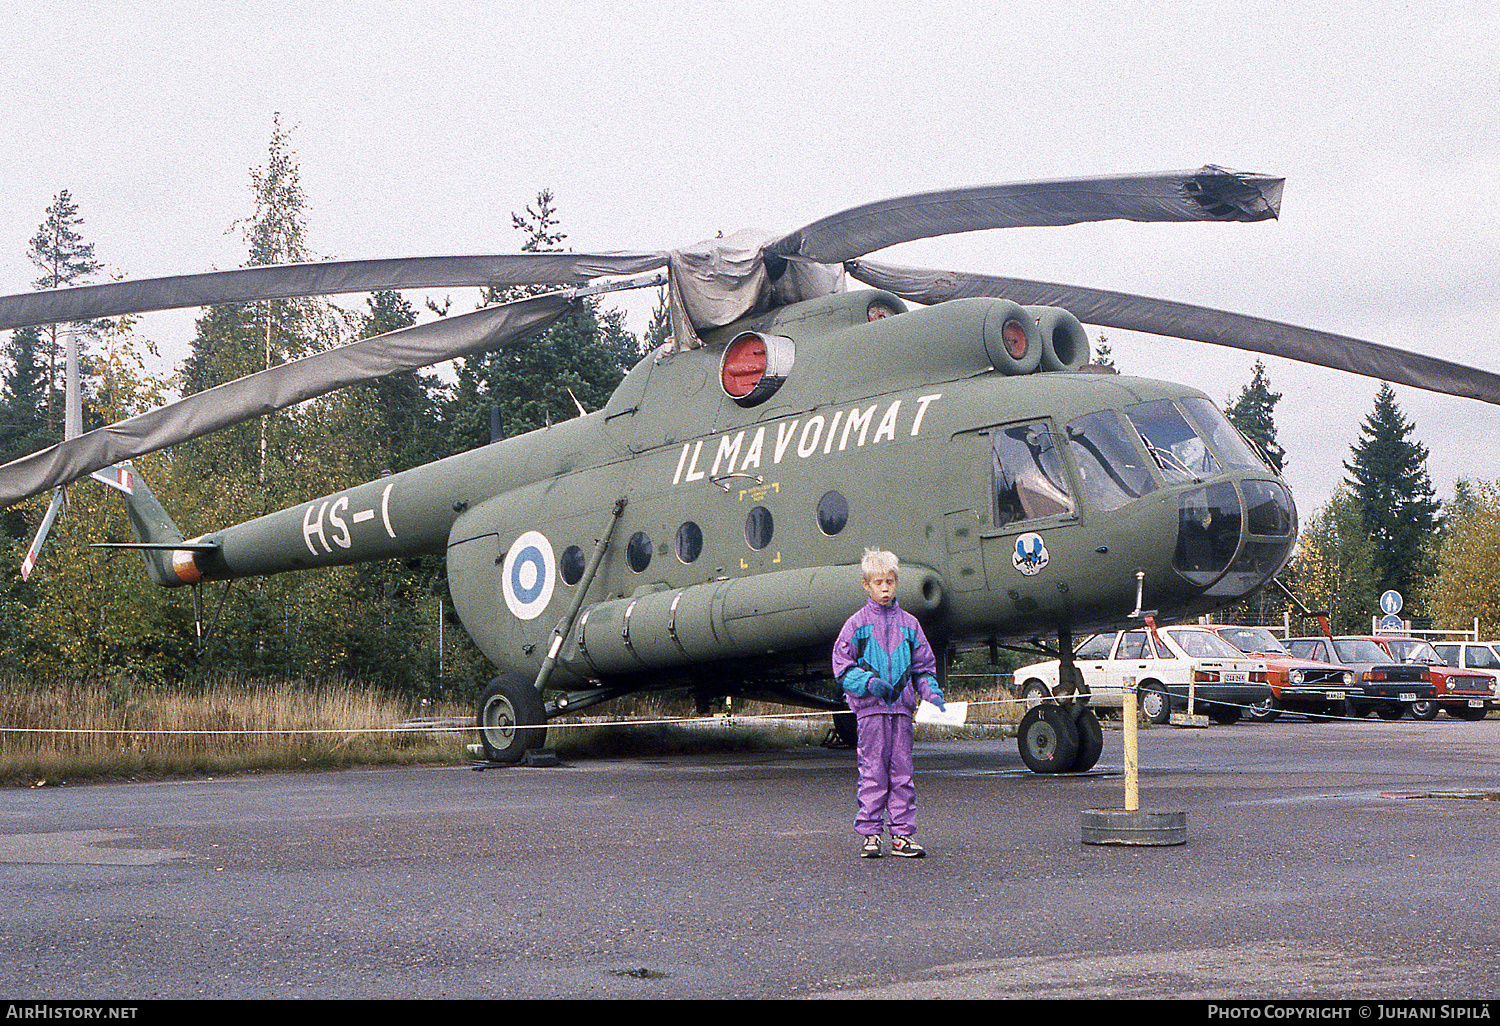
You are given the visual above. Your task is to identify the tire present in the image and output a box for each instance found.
[1139,683,1172,725]
[1020,678,1053,708]
[1017,705,1080,774]
[1409,699,1438,721]
[1244,695,1281,723]
[1449,705,1488,722]
[476,674,548,764]
[1375,702,1406,721]
[1070,709,1104,772]
[1345,699,1371,719]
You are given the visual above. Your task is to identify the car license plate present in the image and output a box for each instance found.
[1325,692,1344,701]
[1399,693,1417,702]
[1469,699,1485,708]
[1223,671,1247,683]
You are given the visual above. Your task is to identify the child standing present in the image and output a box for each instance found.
[832,549,946,857]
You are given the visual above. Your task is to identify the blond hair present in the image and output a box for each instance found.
[861,548,899,580]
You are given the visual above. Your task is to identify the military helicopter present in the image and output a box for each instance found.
[3,167,1498,773]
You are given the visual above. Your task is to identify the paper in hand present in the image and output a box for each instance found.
[916,700,968,726]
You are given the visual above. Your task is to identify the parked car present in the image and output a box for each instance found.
[1285,636,1434,720]
[1378,636,1493,721]
[1203,625,1358,721]
[1429,640,1500,716]
[1013,625,1270,725]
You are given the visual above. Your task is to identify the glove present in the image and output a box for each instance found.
[932,698,946,712]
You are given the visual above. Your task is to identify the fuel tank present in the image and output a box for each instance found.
[555,562,945,679]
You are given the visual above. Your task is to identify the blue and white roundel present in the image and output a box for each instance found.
[502,530,557,621]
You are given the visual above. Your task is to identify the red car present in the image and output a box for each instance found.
[1204,625,1358,721]
[1376,636,1492,721]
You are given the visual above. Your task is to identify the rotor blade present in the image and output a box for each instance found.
[20,488,65,580]
[767,167,1284,266]
[0,291,575,510]
[0,251,667,330]
[849,259,1500,407]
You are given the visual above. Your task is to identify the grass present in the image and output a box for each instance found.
[0,675,1031,786]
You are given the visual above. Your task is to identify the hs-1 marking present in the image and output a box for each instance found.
[301,482,396,556]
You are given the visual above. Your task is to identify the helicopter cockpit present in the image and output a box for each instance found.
[990,390,1296,616]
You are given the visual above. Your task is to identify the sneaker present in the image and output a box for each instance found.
[859,834,883,858]
[890,835,926,858]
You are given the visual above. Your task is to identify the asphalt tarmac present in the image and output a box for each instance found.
[1,715,1497,1001]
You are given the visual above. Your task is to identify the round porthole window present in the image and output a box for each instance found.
[626,531,652,573]
[745,507,774,551]
[817,491,848,536]
[560,544,586,585]
[675,522,703,564]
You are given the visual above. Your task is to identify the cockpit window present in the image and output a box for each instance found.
[1124,399,1218,483]
[1064,411,1157,513]
[1178,396,1274,472]
[991,420,1073,528]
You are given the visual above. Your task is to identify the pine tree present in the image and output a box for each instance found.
[27,190,101,434]
[1343,383,1440,601]
[442,190,643,452]
[1223,360,1286,473]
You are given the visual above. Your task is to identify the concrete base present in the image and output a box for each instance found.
[1081,808,1187,846]
[1170,712,1210,728]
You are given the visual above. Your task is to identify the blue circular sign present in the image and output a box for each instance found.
[1380,590,1403,616]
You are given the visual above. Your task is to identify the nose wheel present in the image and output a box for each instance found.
[1018,705,1103,773]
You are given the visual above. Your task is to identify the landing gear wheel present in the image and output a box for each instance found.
[477,674,547,764]
[1409,699,1438,721]
[1018,705,1080,774]
[1070,708,1104,772]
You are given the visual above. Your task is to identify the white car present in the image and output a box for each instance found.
[1013,625,1271,724]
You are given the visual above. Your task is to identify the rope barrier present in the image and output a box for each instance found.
[0,689,1486,737]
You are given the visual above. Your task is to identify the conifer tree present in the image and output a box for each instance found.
[1343,383,1440,601]
[1224,360,1286,473]
[26,190,101,434]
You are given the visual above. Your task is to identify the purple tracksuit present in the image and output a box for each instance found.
[832,597,943,836]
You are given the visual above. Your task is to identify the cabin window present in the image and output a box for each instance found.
[675,522,703,563]
[817,491,848,536]
[1064,411,1158,513]
[745,507,774,551]
[990,420,1073,529]
[626,531,652,573]
[560,544,586,585]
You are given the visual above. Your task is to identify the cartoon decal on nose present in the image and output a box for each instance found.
[502,530,556,620]
[1012,532,1049,576]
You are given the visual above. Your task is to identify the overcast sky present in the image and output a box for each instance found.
[3,0,1498,521]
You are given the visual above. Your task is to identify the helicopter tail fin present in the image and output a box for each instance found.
[90,463,218,588]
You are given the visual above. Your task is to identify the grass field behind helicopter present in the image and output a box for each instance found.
[0,674,1028,786]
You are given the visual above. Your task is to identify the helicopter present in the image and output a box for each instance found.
[2,167,1498,773]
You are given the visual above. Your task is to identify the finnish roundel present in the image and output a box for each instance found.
[502,530,557,621]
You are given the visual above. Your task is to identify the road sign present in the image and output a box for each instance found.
[1380,590,1404,616]
[1378,613,1405,633]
